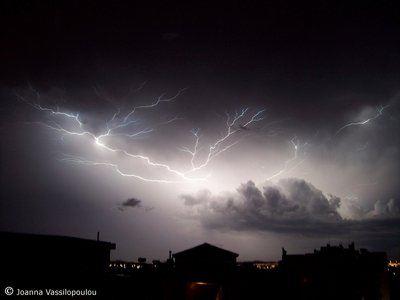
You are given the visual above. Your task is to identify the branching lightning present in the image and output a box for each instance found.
[60,155,193,184]
[18,87,266,184]
[336,104,389,135]
[17,88,200,183]
[122,88,188,123]
[181,108,265,173]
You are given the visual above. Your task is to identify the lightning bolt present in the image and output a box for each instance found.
[181,108,265,173]
[60,155,202,184]
[122,88,188,123]
[17,88,203,183]
[336,104,389,135]
[266,137,307,181]
[17,87,266,184]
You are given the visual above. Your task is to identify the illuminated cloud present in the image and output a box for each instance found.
[182,179,342,234]
[371,198,400,217]
[182,178,400,239]
[182,190,211,206]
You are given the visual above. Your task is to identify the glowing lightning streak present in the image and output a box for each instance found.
[336,104,389,135]
[103,109,181,140]
[89,138,199,181]
[18,89,205,183]
[48,119,201,182]
[60,155,200,184]
[16,92,84,127]
[35,104,83,127]
[122,88,188,122]
[122,117,182,139]
[180,129,200,170]
[182,109,265,173]
[266,137,307,181]
[18,87,266,183]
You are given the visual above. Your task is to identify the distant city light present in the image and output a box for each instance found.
[388,260,400,268]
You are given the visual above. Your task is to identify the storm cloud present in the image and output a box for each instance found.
[182,178,400,239]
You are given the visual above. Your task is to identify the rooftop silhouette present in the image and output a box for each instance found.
[1,232,398,300]
[0,231,115,283]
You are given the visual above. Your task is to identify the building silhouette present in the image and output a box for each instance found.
[279,243,390,300]
[173,243,238,277]
[0,231,115,283]
[1,233,395,300]
[169,243,238,300]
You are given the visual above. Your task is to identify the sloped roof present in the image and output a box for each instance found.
[173,243,239,259]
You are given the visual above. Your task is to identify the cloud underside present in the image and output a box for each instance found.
[181,178,400,238]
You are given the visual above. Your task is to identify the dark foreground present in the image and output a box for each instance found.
[2,264,400,300]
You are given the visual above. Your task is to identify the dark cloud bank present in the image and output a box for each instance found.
[181,179,400,240]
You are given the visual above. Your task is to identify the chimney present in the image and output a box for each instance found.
[97,231,100,241]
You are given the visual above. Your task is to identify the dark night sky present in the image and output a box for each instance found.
[1,0,400,261]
